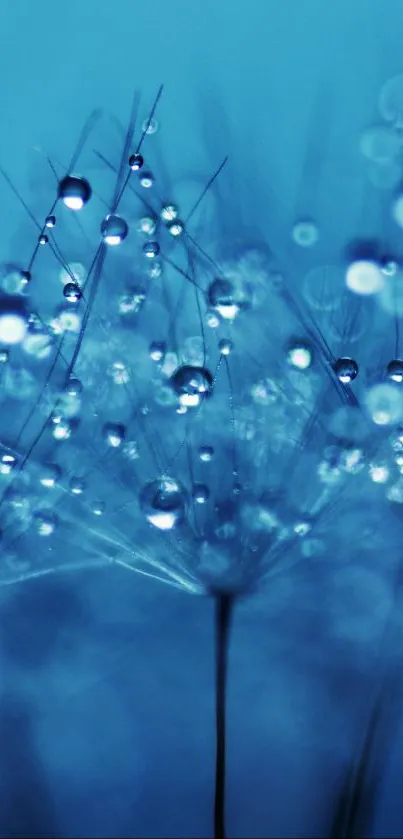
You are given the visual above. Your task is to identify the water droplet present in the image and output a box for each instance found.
[207,277,249,321]
[378,75,403,122]
[34,511,57,536]
[199,445,214,462]
[192,483,209,504]
[292,219,319,247]
[139,477,186,530]
[149,341,166,362]
[218,339,233,356]
[63,282,82,303]
[70,477,86,495]
[170,365,213,407]
[58,175,92,211]
[387,360,403,383]
[333,357,359,384]
[143,241,160,259]
[139,172,154,189]
[103,422,125,447]
[128,153,143,171]
[286,340,313,370]
[365,383,403,426]
[101,214,129,246]
[161,204,178,222]
[345,259,384,295]
[39,464,61,488]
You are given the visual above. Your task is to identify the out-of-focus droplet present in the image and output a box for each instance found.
[207,277,249,321]
[63,282,82,303]
[291,219,319,247]
[199,445,214,462]
[39,464,61,488]
[34,511,57,536]
[345,259,384,295]
[70,477,86,495]
[286,340,313,370]
[192,483,209,504]
[303,264,343,311]
[378,75,403,122]
[387,360,403,383]
[103,422,125,448]
[365,383,403,426]
[0,295,28,345]
[359,124,403,163]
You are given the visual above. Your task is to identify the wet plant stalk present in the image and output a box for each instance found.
[214,592,234,839]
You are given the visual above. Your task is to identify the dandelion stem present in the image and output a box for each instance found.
[214,591,234,839]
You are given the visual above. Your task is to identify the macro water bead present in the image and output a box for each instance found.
[287,340,313,370]
[333,357,359,384]
[170,365,214,407]
[128,153,144,171]
[57,175,92,211]
[207,277,248,321]
[63,282,82,303]
[103,422,126,448]
[139,477,186,530]
[101,214,129,246]
[0,295,29,345]
[387,360,403,383]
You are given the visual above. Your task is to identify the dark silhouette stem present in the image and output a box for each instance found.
[214,592,234,839]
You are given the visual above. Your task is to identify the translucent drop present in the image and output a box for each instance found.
[63,378,83,398]
[103,422,125,448]
[101,214,129,246]
[147,261,163,279]
[63,282,82,303]
[139,172,154,189]
[128,153,144,171]
[170,365,213,407]
[92,501,105,516]
[369,463,390,483]
[161,204,178,222]
[141,117,159,135]
[378,75,403,123]
[0,296,28,345]
[58,175,92,211]
[139,477,186,530]
[207,277,249,321]
[34,512,57,536]
[39,464,61,488]
[367,160,401,190]
[199,445,214,462]
[359,125,403,163]
[149,341,166,362]
[45,215,56,228]
[137,216,157,235]
[0,264,28,295]
[70,477,86,495]
[51,417,72,441]
[292,219,319,247]
[387,360,403,383]
[218,339,233,356]
[0,453,17,475]
[108,360,130,385]
[167,220,184,237]
[365,383,403,426]
[192,483,210,504]
[392,194,403,228]
[333,357,359,384]
[287,340,313,370]
[345,260,384,295]
[38,233,48,246]
[143,241,160,259]
[52,306,82,334]
[118,288,146,316]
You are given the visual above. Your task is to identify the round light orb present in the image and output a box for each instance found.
[192,483,210,504]
[101,214,129,246]
[139,476,186,530]
[167,220,184,237]
[369,463,390,483]
[103,422,125,448]
[287,340,313,370]
[70,477,86,495]
[129,153,144,171]
[58,175,92,211]
[367,159,401,190]
[63,282,82,303]
[142,117,159,135]
[378,75,403,122]
[199,445,214,462]
[63,378,83,398]
[143,241,160,259]
[53,306,82,334]
[359,125,403,163]
[139,172,154,189]
[161,204,178,222]
[218,338,233,356]
[387,360,403,383]
[34,511,57,537]
[0,453,17,475]
[365,383,403,426]
[39,463,61,488]
[0,296,28,345]
[170,365,213,407]
[345,260,384,295]
[333,357,359,384]
[149,340,166,362]
[137,216,157,235]
[0,350,8,364]
[108,360,130,385]
[51,416,72,441]
[292,219,319,247]
[207,277,248,321]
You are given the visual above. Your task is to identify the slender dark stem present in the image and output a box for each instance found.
[214,592,234,839]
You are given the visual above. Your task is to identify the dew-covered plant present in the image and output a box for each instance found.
[2,78,403,836]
